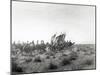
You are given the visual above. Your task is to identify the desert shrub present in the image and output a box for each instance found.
[23,45,32,53]
[71,64,82,70]
[34,56,42,62]
[46,55,50,59]
[48,62,58,70]
[12,43,23,51]
[11,57,17,62]
[69,51,78,61]
[25,58,32,63]
[82,58,94,66]
[12,61,23,73]
[91,51,94,54]
[53,56,56,58]
[62,54,68,56]
[77,49,80,52]
[71,55,95,70]
[61,58,71,66]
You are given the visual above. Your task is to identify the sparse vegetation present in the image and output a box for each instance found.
[11,33,95,74]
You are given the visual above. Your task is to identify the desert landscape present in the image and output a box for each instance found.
[12,1,96,74]
[11,33,95,74]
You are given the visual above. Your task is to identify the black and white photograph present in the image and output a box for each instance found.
[11,0,96,74]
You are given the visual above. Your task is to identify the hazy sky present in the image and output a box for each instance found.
[12,1,95,44]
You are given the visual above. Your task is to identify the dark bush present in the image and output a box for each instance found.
[12,61,23,73]
[48,63,58,70]
[69,52,78,61]
[25,58,32,63]
[83,59,94,66]
[61,58,71,66]
[34,57,42,62]
[46,56,50,59]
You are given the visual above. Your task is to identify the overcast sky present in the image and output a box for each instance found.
[12,1,95,44]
